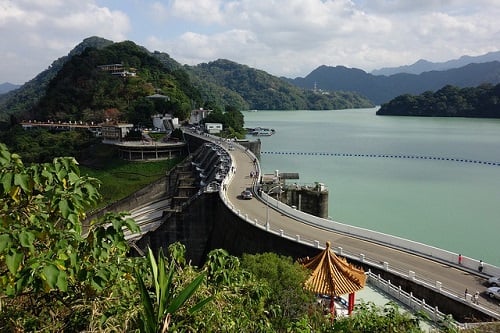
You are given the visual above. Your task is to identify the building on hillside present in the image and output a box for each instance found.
[189,108,212,124]
[98,63,124,72]
[101,123,134,143]
[205,123,223,134]
[98,63,137,77]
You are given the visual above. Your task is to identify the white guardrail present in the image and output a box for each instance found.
[216,139,500,321]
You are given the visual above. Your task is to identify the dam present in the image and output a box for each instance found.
[96,129,500,326]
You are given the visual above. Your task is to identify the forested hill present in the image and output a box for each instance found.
[186,59,373,110]
[0,37,373,122]
[0,37,115,120]
[376,84,500,118]
[26,40,201,123]
[288,62,500,105]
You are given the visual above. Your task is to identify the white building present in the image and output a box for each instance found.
[101,123,134,143]
[151,114,178,132]
[205,123,223,134]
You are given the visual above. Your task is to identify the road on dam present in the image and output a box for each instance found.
[222,140,499,318]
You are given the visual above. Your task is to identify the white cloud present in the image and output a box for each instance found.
[0,0,130,84]
[1,0,500,83]
[169,0,225,24]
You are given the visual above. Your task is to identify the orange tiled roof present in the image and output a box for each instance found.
[299,241,366,296]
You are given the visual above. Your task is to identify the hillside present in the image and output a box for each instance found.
[0,38,373,122]
[376,84,500,118]
[187,59,373,110]
[0,37,115,121]
[26,40,201,123]
[288,62,500,105]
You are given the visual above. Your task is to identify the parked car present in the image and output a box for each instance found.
[240,189,253,200]
[486,287,500,300]
[487,276,500,286]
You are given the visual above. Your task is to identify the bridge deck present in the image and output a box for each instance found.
[223,140,499,319]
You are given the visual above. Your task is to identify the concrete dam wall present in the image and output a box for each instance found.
[94,133,493,323]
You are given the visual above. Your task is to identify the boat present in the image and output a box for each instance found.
[248,127,275,136]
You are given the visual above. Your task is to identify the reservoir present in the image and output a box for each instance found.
[243,108,500,266]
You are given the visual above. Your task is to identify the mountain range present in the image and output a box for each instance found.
[0,37,373,122]
[0,82,20,94]
[287,62,500,105]
[1,36,500,117]
[371,51,500,76]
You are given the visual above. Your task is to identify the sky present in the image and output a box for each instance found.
[1,0,499,84]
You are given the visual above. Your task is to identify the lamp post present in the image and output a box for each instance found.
[266,184,282,229]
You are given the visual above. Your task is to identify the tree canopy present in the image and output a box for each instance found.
[377,83,500,118]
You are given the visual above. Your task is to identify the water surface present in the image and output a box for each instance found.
[244,109,500,266]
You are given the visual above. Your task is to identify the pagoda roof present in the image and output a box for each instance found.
[299,241,366,296]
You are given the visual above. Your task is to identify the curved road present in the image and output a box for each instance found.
[222,140,499,319]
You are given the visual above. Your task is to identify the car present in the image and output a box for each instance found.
[486,287,500,300]
[487,276,500,286]
[240,189,253,200]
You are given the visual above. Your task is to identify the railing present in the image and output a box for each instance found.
[366,270,459,329]
[260,191,500,278]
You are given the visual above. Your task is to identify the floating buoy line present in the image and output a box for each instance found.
[261,151,500,167]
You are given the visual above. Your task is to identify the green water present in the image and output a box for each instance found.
[243,108,500,266]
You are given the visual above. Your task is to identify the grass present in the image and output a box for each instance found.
[79,144,183,208]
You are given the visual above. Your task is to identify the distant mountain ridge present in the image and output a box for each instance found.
[2,36,500,119]
[186,59,373,110]
[372,50,500,76]
[287,61,500,105]
[0,83,20,94]
[0,37,373,121]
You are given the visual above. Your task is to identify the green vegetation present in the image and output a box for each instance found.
[0,129,181,208]
[1,144,452,332]
[80,157,182,209]
[0,126,100,164]
[188,59,374,110]
[202,104,247,138]
[0,37,115,121]
[377,83,500,118]
[29,40,200,125]
[0,143,143,331]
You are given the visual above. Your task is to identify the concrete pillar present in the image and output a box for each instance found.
[314,240,320,248]
[359,254,365,262]
[296,235,300,242]
[338,247,343,255]
[383,261,389,271]
[409,270,415,280]
[280,229,284,237]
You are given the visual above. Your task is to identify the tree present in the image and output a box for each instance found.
[0,143,141,331]
[241,252,315,329]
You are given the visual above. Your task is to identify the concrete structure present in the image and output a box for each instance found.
[114,141,186,161]
[101,123,134,143]
[189,108,212,124]
[91,130,500,325]
[151,114,178,132]
[204,122,222,134]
